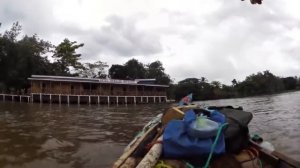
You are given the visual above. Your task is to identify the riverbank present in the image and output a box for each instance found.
[188,89,300,102]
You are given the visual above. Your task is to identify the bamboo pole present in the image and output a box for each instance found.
[119,157,139,168]
[113,124,158,168]
[136,135,163,168]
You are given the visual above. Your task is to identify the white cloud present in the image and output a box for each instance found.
[1,0,299,84]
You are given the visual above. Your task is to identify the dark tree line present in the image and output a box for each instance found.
[1,22,299,99]
[172,71,300,101]
[109,59,171,85]
[0,22,171,93]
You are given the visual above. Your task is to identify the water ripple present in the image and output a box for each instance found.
[0,91,299,167]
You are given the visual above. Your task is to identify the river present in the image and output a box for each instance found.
[0,91,299,167]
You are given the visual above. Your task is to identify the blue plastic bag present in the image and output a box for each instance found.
[162,109,226,158]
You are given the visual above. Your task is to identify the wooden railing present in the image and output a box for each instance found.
[34,88,166,96]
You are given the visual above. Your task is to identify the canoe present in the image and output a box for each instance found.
[113,105,300,168]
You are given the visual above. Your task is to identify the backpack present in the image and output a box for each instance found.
[162,109,226,158]
[207,106,253,153]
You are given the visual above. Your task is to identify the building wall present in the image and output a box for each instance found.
[100,84,110,95]
[30,80,167,96]
[31,81,41,93]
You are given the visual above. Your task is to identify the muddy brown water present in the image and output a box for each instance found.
[0,91,299,167]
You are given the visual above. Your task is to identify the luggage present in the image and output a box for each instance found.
[208,106,253,153]
[162,109,226,158]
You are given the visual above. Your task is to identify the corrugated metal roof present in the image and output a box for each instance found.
[28,75,169,87]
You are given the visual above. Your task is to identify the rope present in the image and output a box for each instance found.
[154,160,172,168]
[203,123,228,168]
[258,158,263,168]
[184,161,195,168]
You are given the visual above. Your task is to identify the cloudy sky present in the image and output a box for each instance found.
[1,0,299,84]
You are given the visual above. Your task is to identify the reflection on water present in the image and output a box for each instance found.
[0,103,169,168]
[0,91,300,167]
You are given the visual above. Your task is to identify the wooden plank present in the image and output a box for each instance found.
[119,157,139,168]
[250,140,300,168]
[161,107,184,125]
[272,151,300,168]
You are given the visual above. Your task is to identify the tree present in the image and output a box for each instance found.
[146,61,172,85]
[236,70,284,96]
[109,64,127,79]
[178,78,199,85]
[0,22,53,93]
[200,77,207,83]
[232,79,238,86]
[3,22,22,42]
[52,38,84,75]
[79,61,108,78]
[123,59,146,79]
[211,81,221,89]
[282,77,297,90]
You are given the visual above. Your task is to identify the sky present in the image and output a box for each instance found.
[0,0,300,84]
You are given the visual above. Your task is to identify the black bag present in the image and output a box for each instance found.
[208,106,253,153]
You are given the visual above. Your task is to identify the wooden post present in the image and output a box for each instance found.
[89,96,91,104]
[20,96,21,102]
[99,84,101,95]
[108,96,110,104]
[40,93,42,103]
[28,96,30,103]
[40,81,42,93]
[31,93,33,103]
[135,86,137,96]
[109,84,112,95]
[50,94,52,103]
[59,94,61,104]
[98,96,100,104]
[79,83,82,95]
[78,96,80,105]
[154,96,156,103]
[143,86,145,96]
[3,94,4,102]
[159,97,161,103]
[147,96,148,103]
[67,95,70,104]
[141,96,143,103]
[125,96,127,104]
[89,83,91,95]
[134,96,136,104]
[31,80,33,94]
[116,96,118,105]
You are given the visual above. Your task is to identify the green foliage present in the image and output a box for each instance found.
[235,71,284,96]
[79,61,108,78]
[0,23,53,93]
[109,64,127,79]
[172,71,298,101]
[109,59,146,79]
[123,59,146,79]
[0,22,84,93]
[52,38,84,75]
[146,61,171,85]
[282,77,297,90]
[108,59,172,85]
[3,22,22,42]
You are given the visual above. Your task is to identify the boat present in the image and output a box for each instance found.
[113,105,300,168]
